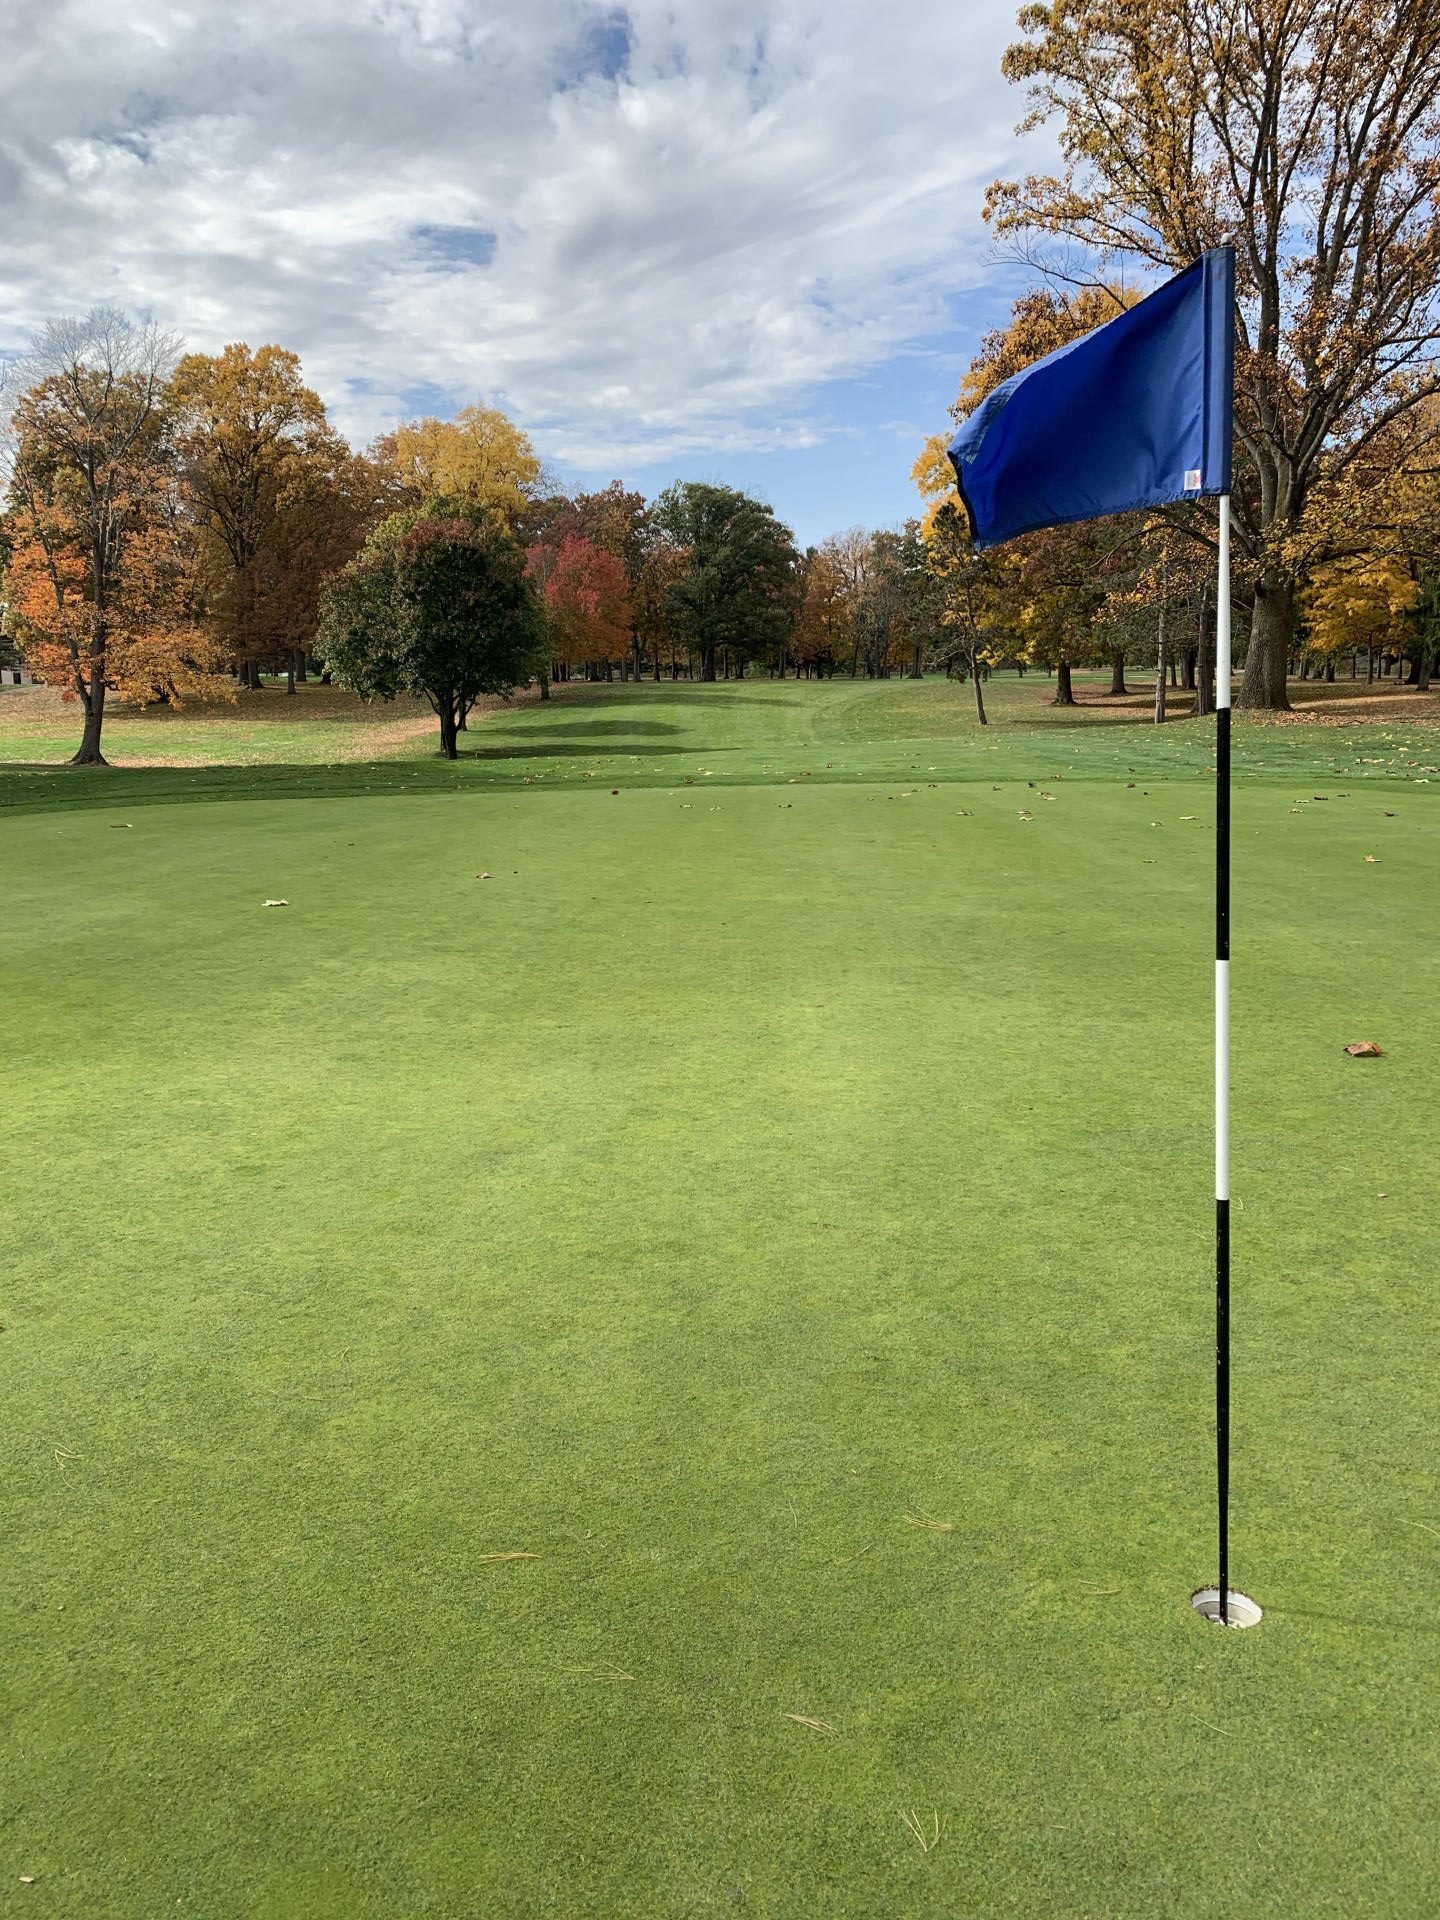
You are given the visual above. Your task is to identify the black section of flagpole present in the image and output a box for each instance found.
[1216,702,1231,1625]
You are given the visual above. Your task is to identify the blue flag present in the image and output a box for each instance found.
[948,249,1234,549]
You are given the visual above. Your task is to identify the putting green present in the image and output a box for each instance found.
[3,680,1437,1916]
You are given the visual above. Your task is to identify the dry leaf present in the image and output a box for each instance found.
[1364,855,1379,863]
[109,823,131,830]
[476,871,492,879]
[1343,1041,1383,1057]
[263,899,288,908]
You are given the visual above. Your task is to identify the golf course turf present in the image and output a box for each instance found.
[3,675,1438,1916]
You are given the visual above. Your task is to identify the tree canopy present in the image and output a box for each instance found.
[650,483,799,681]
[319,503,544,759]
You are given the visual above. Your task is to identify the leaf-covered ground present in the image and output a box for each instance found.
[3,677,1437,1916]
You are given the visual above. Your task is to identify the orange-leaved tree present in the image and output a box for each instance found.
[0,308,214,762]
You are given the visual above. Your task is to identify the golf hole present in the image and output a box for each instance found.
[1191,1588,1262,1629]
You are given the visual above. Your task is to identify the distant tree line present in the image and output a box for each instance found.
[0,315,972,764]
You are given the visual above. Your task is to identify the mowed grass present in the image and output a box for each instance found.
[3,676,1438,1917]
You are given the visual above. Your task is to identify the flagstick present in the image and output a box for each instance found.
[1215,494,1231,1625]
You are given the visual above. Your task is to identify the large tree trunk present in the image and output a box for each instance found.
[539,669,551,702]
[1237,574,1294,710]
[1109,648,1128,695]
[70,674,108,765]
[970,648,987,726]
[293,648,308,684]
[1417,650,1433,692]
[1051,659,1075,706]
[1154,600,1167,725]
[700,643,717,682]
[438,702,458,760]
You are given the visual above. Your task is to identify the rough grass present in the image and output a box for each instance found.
[2,675,1437,1916]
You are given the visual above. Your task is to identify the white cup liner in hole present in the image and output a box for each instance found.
[1191,1588,1263,1628]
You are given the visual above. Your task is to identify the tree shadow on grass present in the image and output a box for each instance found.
[546,684,793,708]
[454,738,720,761]
[480,718,685,740]
[0,750,739,815]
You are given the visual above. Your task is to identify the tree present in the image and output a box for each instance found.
[794,544,851,676]
[989,0,1440,709]
[320,506,544,759]
[650,483,799,680]
[919,499,1002,725]
[635,537,689,678]
[171,344,374,689]
[528,533,632,680]
[4,485,230,714]
[1,309,184,762]
[382,406,541,529]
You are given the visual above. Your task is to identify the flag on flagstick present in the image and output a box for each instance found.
[947,248,1252,1626]
[948,250,1233,546]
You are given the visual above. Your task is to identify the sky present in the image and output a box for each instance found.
[0,0,1053,546]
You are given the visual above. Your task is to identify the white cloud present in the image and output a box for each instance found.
[0,0,1039,465]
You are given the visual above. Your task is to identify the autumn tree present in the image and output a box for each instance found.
[794,544,851,676]
[170,344,374,688]
[528,533,632,680]
[914,495,1007,726]
[320,504,544,759]
[0,308,210,762]
[635,536,690,677]
[989,0,1440,709]
[526,481,653,675]
[1289,406,1440,683]
[382,405,541,530]
[650,483,799,680]
[1303,554,1420,674]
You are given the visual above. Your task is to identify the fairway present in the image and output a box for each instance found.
[4,679,1438,1917]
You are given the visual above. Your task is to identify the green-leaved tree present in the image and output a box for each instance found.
[650,483,798,680]
[319,504,543,758]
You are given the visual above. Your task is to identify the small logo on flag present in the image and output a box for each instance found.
[1184,469,1202,492]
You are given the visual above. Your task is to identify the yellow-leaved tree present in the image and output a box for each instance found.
[382,405,541,529]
